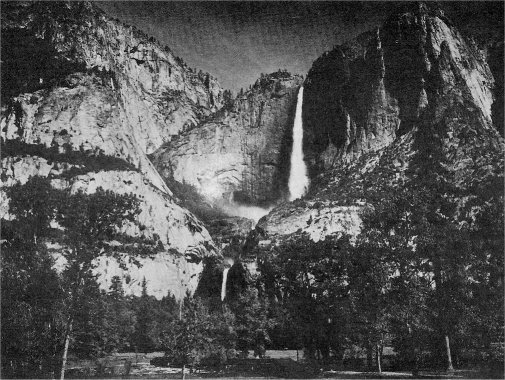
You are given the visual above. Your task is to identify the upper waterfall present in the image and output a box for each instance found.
[288,86,310,201]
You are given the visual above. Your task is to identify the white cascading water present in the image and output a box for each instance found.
[221,257,235,301]
[288,86,310,201]
[221,267,230,301]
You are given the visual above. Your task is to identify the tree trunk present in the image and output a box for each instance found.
[376,344,382,373]
[181,364,186,380]
[60,270,83,380]
[433,254,454,374]
[412,353,420,378]
[60,320,72,380]
[408,324,419,377]
[320,343,330,362]
[366,340,373,371]
[445,335,454,373]
[304,337,315,360]
[334,343,345,366]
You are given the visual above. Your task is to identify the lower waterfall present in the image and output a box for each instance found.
[288,86,310,201]
[221,267,230,301]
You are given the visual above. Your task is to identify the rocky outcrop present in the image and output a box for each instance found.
[1,75,168,193]
[256,200,362,244]
[206,217,255,250]
[1,1,223,299]
[303,2,499,175]
[1,2,223,152]
[153,72,303,206]
[256,3,503,247]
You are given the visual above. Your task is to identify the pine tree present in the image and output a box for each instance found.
[1,178,65,378]
[222,89,234,110]
[355,190,432,373]
[98,276,136,354]
[54,187,155,379]
[263,234,353,361]
[160,297,236,378]
[229,287,272,357]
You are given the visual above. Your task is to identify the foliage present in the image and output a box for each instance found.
[131,279,178,353]
[229,288,273,357]
[194,256,224,306]
[1,139,139,179]
[1,177,66,377]
[222,89,234,110]
[252,70,293,92]
[1,177,162,378]
[53,183,163,378]
[54,186,159,270]
[1,222,65,378]
[270,69,292,79]
[261,233,354,361]
[161,89,184,103]
[68,276,149,358]
[160,297,236,369]
[349,122,504,371]
[1,27,86,99]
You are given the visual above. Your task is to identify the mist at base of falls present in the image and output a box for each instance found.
[288,86,310,201]
[220,193,273,225]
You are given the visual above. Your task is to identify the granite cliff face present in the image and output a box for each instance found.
[1,1,223,298]
[152,73,303,207]
[256,3,503,247]
[2,2,223,151]
[302,3,499,175]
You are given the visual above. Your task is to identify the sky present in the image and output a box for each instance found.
[98,1,504,92]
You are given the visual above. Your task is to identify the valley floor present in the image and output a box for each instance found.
[64,351,502,380]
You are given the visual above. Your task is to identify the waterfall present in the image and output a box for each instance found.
[221,267,230,301]
[288,86,310,201]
